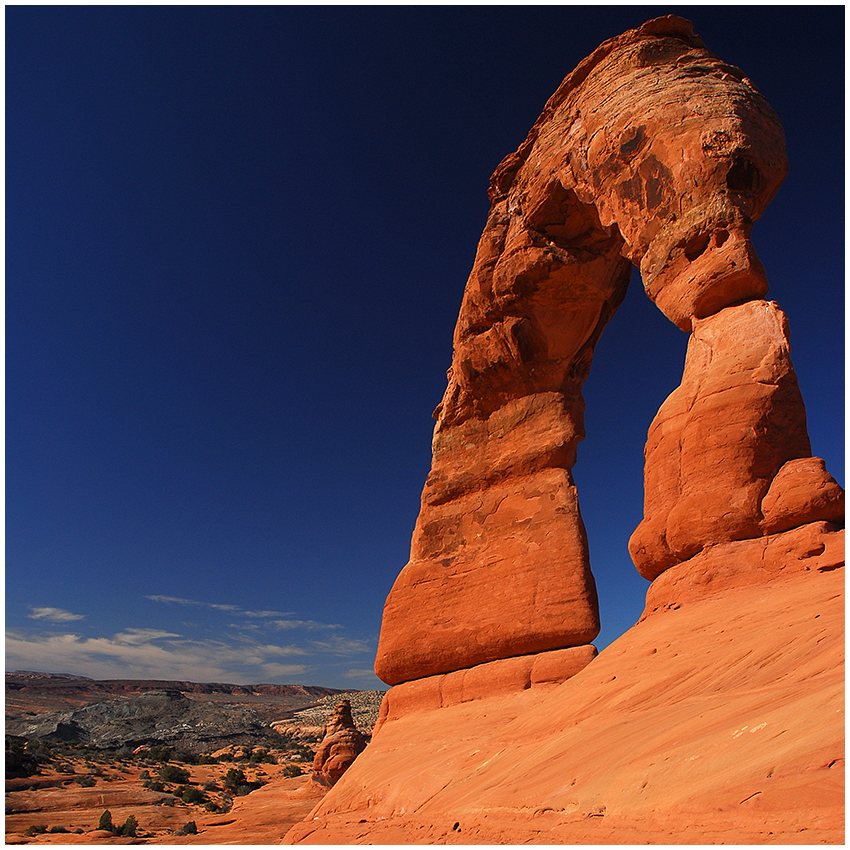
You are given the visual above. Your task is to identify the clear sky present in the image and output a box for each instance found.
[6,7,844,689]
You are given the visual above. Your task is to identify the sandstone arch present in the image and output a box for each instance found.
[373,15,843,686]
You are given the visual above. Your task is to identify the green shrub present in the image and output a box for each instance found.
[222,767,247,793]
[282,765,302,778]
[97,810,114,832]
[177,820,198,836]
[147,745,173,762]
[49,825,69,834]
[117,815,138,837]
[176,785,207,804]
[24,825,48,837]
[74,775,96,787]
[157,764,190,784]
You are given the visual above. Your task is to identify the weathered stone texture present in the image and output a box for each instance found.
[311,701,366,788]
[374,15,842,692]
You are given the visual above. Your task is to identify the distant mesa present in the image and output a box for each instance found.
[286,15,844,845]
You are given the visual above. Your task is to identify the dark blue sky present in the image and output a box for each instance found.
[7,7,844,687]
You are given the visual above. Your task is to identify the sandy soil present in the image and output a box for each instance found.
[6,758,324,844]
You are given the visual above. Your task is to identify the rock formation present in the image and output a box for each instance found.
[374,14,840,689]
[310,700,366,787]
[287,15,844,844]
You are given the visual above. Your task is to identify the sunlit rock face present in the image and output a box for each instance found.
[311,700,366,787]
[374,15,841,689]
[285,17,843,845]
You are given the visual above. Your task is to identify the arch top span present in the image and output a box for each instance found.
[374,17,841,687]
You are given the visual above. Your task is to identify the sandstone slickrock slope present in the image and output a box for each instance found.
[287,15,843,844]
[310,700,367,788]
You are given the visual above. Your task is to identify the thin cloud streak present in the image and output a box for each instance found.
[145,595,239,612]
[29,607,85,622]
[270,619,341,631]
[309,636,373,656]
[147,595,340,631]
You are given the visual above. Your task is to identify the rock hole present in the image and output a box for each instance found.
[684,232,710,261]
[452,822,460,832]
[715,228,729,247]
[726,156,761,193]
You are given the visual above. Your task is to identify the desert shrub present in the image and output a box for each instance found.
[74,828,84,834]
[142,778,166,792]
[147,745,173,762]
[177,820,198,835]
[222,766,265,796]
[49,825,69,834]
[157,764,190,784]
[24,825,48,836]
[74,774,96,787]
[139,769,151,780]
[282,765,302,778]
[176,784,207,804]
[6,736,42,778]
[98,810,114,832]
[203,780,220,791]
[222,767,247,793]
[117,815,138,837]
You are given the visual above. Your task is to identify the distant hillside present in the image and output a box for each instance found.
[5,671,344,723]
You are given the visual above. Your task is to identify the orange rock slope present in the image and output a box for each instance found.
[287,15,843,844]
[287,560,842,844]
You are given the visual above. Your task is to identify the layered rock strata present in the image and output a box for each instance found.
[310,700,367,788]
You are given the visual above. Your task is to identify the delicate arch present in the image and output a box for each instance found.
[374,16,842,685]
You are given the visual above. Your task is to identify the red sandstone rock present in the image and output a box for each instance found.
[376,467,600,684]
[641,521,844,618]
[288,16,844,845]
[761,456,845,534]
[374,645,596,735]
[374,15,810,686]
[311,700,366,788]
[629,300,816,579]
[287,566,844,844]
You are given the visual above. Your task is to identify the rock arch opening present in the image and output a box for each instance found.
[372,15,844,689]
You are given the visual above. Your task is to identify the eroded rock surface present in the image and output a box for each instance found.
[295,15,844,845]
[629,300,817,579]
[375,14,841,689]
[311,701,366,788]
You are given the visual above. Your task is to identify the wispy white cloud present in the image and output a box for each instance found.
[342,668,377,678]
[270,619,341,631]
[29,607,85,623]
[259,663,309,680]
[6,629,308,684]
[114,628,180,645]
[309,636,373,656]
[147,595,340,631]
[241,609,292,619]
[342,668,385,688]
[145,594,239,612]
